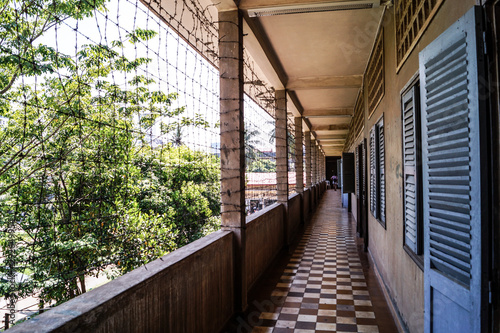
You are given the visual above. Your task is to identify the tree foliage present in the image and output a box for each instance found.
[0,0,220,308]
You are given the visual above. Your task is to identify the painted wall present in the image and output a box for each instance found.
[347,1,476,331]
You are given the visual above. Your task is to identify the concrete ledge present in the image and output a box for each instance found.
[9,230,234,333]
[287,193,302,244]
[246,203,284,290]
[303,188,311,223]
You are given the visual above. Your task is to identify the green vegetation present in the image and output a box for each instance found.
[0,0,220,308]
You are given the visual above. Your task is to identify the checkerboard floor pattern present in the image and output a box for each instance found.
[252,198,380,333]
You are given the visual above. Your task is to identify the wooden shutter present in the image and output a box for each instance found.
[402,86,421,253]
[420,7,487,332]
[369,127,378,218]
[378,117,385,224]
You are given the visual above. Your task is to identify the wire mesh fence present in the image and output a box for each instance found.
[287,115,296,194]
[302,135,307,188]
[243,95,277,215]
[243,50,277,215]
[0,0,220,327]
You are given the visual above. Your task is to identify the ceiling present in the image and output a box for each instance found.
[212,0,386,156]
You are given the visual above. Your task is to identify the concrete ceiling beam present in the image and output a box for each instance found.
[239,0,353,10]
[318,139,345,143]
[303,107,354,117]
[209,0,238,11]
[321,143,345,147]
[315,134,347,140]
[312,124,349,131]
[287,75,362,90]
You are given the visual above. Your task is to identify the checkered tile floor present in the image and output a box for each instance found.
[252,193,380,333]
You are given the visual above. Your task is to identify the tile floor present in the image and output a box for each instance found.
[247,190,398,333]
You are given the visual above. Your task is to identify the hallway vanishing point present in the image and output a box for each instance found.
[235,190,399,333]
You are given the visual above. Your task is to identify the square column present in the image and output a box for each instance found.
[318,149,322,182]
[321,151,325,181]
[305,132,312,189]
[275,90,288,204]
[294,117,304,193]
[311,139,317,184]
[219,10,246,311]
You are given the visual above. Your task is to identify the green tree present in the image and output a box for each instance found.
[0,0,108,97]
[245,127,261,168]
[0,0,220,308]
[247,159,276,173]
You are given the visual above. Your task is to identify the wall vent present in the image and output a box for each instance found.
[248,1,380,17]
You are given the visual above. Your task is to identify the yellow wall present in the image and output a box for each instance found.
[347,1,477,331]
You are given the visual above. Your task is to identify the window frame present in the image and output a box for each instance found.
[401,73,424,270]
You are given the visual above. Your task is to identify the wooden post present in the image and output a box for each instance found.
[5,313,9,329]
[294,117,304,193]
[305,132,312,188]
[219,9,246,312]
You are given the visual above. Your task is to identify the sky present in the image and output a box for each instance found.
[29,0,275,154]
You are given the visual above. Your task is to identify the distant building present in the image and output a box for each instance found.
[211,142,220,157]
[258,150,275,159]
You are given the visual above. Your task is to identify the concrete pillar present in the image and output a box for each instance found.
[311,139,317,184]
[317,146,321,182]
[318,149,322,182]
[219,10,246,312]
[324,153,327,180]
[321,152,326,180]
[314,145,318,183]
[305,132,312,189]
[276,90,288,203]
[319,148,323,181]
[294,117,304,193]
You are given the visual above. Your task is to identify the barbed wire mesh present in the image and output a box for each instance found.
[287,114,296,194]
[0,0,220,328]
[243,49,276,119]
[243,50,277,215]
[243,95,277,215]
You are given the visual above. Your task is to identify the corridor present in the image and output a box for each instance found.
[246,190,398,333]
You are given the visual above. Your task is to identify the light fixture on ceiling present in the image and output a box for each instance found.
[248,0,381,18]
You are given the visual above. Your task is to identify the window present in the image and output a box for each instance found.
[394,0,445,71]
[369,115,385,227]
[366,30,384,118]
[401,77,423,268]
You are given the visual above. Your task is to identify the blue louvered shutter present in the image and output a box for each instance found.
[420,7,487,333]
[369,127,377,218]
[355,148,359,198]
[403,86,420,253]
[378,117,385,224]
